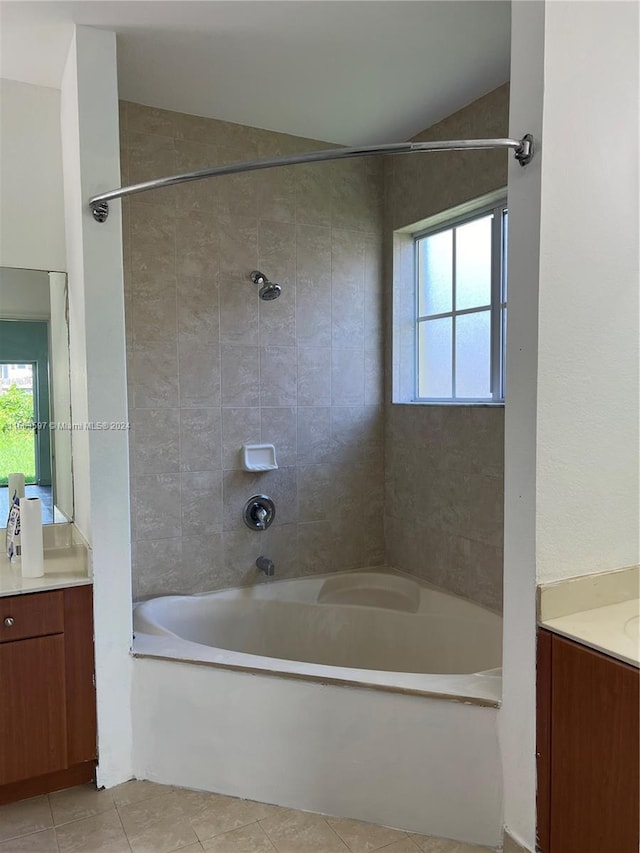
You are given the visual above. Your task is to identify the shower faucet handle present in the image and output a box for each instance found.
[243,495,276,531]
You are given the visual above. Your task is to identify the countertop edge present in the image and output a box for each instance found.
[538,618,639,670]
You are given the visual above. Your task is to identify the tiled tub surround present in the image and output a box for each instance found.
[120,101,384,599]
[383,85,509,612]
[385,405,504,612]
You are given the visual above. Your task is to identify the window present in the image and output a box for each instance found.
[414,201,507,403]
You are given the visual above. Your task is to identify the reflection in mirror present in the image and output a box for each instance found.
[0,267,73,524]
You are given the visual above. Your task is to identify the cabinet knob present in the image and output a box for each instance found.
[4,617,15,627]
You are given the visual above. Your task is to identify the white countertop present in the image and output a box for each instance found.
[542,597,640,668]
[0,545,92,597]
[539,565,640,668]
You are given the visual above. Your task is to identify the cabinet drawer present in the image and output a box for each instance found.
[0,591,64,643]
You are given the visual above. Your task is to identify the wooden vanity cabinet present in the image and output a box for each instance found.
[537,629,640,853]
[0,585,97,804]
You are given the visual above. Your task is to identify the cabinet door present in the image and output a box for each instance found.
[550,635,640,853]
[0,635,68,785]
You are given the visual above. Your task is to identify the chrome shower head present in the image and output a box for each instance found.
[250,270,282,301]
[259,282,282,301]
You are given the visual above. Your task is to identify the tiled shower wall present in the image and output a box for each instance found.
[120,102,384,598]
[383,85,509,612]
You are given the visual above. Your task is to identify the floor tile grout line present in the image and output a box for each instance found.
[111,804,134,853]
[320,815,352,851]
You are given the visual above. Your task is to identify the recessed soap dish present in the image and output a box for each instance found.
[242,444,278,472]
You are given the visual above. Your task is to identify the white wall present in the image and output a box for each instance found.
[502,2,640,849]
[536,0,640,584]
[501,3,545,848]
[60,25,133,788]
[0,79,66,272]
[0,267,50,318]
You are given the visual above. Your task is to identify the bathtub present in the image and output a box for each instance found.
[131,570,504,846]
[133,570,501,703]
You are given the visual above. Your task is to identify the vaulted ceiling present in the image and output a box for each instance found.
[0,1,511,144]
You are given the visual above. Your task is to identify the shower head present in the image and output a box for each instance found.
[250,270,282,301]
[259,282,282,301]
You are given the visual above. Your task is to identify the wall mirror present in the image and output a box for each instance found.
[0,267,73,525]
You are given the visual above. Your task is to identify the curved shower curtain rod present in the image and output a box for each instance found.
[89,133,534,222]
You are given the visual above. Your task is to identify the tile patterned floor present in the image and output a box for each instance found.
[0,781,496,853]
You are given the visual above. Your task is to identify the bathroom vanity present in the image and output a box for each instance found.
[536,567,640,853]
[0,557,95,804]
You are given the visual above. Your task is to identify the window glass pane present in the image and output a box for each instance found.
[418,317,452,398]
[455,214,492,310]
[455,310,491,398]
[418,229,452,316]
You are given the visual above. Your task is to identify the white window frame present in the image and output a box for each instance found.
[413,199,507,404]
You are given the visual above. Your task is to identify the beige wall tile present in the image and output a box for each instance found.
[220,276,259,345]
[135,474,181,540]
[182,534,224,593]
[123,101,384,595]
[297,464,334,522]
[297,348,331,407]
[130,276,177,343]
[126,102,175,137]
[132,341,179,408]
[260,407,297,467]
[176,211,219,280]
[219,215,258,276]
[178,342,221,408]
[134,537,183,599]
[175,139,220,216]
[180,408,223,472]
[296,284,332,347]
[259,347,297,407]
[181,470,223,535]
[133,408,181,475]
[221,345,260,407]
[296,163,333,227]
[177,275,220,344]
[331,349,364,406]
[259,284,296,348]
[383,87,508,610]
[222,407,261,469]
[297,407,332,464]
[258,167,297,224]
[297,521,332,575]
[296,224,332,288]
[223,467,297,531]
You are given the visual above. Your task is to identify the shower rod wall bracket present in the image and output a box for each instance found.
[514,134,534,167]
[89,134,535,221]
[91,201,110,223]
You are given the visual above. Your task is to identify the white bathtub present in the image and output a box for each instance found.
[131,570,504,846]
[133,570,502,704]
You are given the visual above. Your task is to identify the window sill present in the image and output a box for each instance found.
[393,400,505,408]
